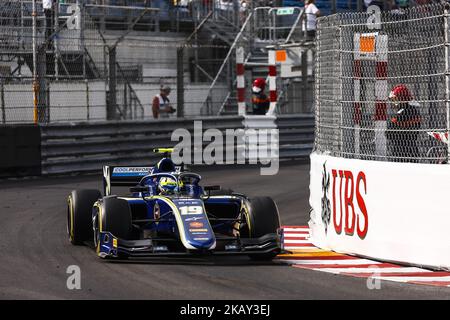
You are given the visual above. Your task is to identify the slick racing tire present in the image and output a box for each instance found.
[245,197,281,261]
[95,197,132,259]
[67,189,101,245]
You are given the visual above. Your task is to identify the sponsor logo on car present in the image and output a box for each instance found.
[185,216,203,222]
[112,167,151,176]
[189,229,208,233]
[189,222,204,228]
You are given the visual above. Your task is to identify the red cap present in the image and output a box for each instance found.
[252,78,266,93]
[389,84,413,102]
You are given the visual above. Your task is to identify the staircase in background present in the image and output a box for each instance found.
[202,6,311,116]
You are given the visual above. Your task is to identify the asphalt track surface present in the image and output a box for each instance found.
[0,162,449,299]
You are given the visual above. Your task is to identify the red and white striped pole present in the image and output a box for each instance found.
[236,47,246,116]
[267,50,277,115]
[374,35,388,158]
[353,33,388,157]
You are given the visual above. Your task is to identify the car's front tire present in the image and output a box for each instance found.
[244,196,281,261]
[94,197,132,259]
[67,189,101,245]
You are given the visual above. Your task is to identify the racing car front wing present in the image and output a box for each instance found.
[97,229,284,258]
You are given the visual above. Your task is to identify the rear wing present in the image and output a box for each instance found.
[102,165,182,196]
[103,166,152,196]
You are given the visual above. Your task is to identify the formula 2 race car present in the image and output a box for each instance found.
[67,148,283,260]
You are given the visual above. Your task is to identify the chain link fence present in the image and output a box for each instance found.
[0,0,312,123]
[315,2,450,163]
[0,0,234,123]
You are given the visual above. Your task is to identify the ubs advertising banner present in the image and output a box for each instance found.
[308,152,450,270]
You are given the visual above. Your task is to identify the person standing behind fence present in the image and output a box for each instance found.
[303,0,320,40]
[251,78,270,115]
[43,0,55,50]
[385,84,422,162]
[152,85,177,119]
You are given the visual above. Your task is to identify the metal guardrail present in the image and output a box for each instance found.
[40,114,314,175]
[40,116,245,174]
[277,114,314,159]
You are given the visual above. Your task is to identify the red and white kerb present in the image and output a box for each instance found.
[236,47,246,116]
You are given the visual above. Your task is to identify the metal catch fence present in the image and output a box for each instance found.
[0,1,313,124]
[315,3,450,164]
[0,0,234,123]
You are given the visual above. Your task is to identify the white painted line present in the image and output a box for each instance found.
[283,234,310,238]
[374,276,450,283]
[283,231,310,234]
[283,227,309,232]
[284,239,312,244]
[286,259,382,265]
[317,267,431,275]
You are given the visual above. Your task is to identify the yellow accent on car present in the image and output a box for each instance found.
[153,148,174,154]
[68,196,74,240]
[243,202,251,235]
[93,202,102,254]
[113,238,118,248]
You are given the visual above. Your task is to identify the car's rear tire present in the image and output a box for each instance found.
[96,197,132,259]
[67,189,101,245]
[245,196,281,261]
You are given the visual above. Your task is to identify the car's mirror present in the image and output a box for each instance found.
[204,185,221,191]
[130,186,151,193]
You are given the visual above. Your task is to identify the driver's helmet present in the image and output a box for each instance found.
[158,177,178,194]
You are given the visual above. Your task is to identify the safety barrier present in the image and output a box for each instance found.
[0,125,41,177]
[309,152,450,270]
[277,114,314,159]
[309,3,450,270]
[40,116,243,175]
[39,114,314,175]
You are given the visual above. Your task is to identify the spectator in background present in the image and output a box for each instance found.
[303,0,320,40]
[251,78,270,115]
[240,0,249,23]
[43,0,54,50]
[152,85,177,119]
[385,84,421,162]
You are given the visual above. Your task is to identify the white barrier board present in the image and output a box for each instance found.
[308,151,450,270]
